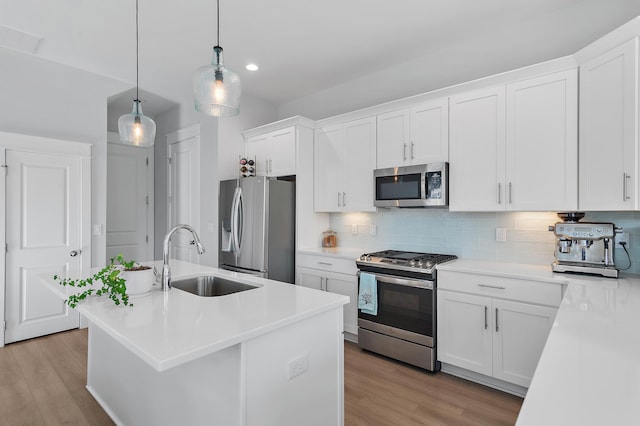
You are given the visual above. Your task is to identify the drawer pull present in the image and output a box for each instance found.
[318,262,333,266]
[484,306,488,330]
[478,284,506,290]
[495,308,499,332]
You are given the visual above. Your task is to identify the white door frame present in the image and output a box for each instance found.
[107,131,155,261]
[166,124,200,243]
[0,131,91,347]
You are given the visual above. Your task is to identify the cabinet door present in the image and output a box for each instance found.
[506,69,578,211]
[376,109,410,169]
[245,134,270,177]
[449,86,506,211]
[437,290,493,376]
[492,299,557,387]
[579,39,638,210]
[297,267,324,291]
[269,127,296,177]
[325,271,358,335]
[410,98,449,164]
[342,117,377,212]
[314,126,342,212]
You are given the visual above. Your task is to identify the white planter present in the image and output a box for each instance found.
[122,268,154,295]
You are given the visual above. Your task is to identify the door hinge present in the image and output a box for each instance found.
[3,321,6,331]
[145,195,149,206]
[1,164,7,176]
[146,157,149,166]
[146,235,149,243]
[168,157,172,164]
[4,243,7,253]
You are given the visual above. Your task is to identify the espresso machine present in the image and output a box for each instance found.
[548,212,622,278]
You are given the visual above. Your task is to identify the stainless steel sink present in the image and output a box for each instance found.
[171,275,258,297]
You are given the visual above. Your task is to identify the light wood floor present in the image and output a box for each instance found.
[0,329,522,425]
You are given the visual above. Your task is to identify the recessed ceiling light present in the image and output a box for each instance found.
[246,64,259,71]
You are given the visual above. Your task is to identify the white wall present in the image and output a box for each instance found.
[0,48,129,267]
[153,93,277,266]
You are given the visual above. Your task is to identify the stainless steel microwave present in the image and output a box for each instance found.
[374,163,449,208]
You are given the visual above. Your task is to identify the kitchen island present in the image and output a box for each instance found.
[43,260,349,426]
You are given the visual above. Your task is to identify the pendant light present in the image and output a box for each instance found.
[193,0,241,116]
[118,0,156,147]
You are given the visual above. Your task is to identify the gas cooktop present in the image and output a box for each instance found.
[356,250,457,275]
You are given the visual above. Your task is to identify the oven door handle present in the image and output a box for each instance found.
[357,271,434,290]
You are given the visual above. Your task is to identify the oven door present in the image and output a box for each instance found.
[358,271,435,347]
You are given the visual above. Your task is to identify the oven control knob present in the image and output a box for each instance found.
[365,255,372,261]
[425,261,435,269]
[409,260,416,266]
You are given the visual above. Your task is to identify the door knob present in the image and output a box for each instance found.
[70,250,79,257]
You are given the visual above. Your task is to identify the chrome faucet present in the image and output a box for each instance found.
[161,224,206,291]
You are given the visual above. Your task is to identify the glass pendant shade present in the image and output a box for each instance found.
[193,46,241,116]
[118,99,156,147]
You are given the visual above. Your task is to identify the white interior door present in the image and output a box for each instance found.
[167,126,200,262]
[106,140,153,262]
[5,149,84,343]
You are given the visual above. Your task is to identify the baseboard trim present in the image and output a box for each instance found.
[440,363,527,398]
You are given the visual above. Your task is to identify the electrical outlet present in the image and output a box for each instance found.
[615,232,630,248]
[495,227,507,242]
[287,353,308,381]
[370,224,377,236]
[351,224,358,235]
[92,224,103,236]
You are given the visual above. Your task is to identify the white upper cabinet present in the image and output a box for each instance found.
[245,126,296,177]
[579,38,638,210]
[315,117,376,212]
[376,98,449,169]
[450,69,578,212]
[505,69,578,211]
[450,86,506,211]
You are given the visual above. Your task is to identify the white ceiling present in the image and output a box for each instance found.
[2,0,640,119]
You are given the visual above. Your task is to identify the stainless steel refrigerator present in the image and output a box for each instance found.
[219,176,295,283]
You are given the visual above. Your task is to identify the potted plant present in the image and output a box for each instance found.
[53,254,153,308]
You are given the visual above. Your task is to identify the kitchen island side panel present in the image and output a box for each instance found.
[86,323,242,426]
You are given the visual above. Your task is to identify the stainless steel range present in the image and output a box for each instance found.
[356,250,457,371]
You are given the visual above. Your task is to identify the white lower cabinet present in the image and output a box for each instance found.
[296,253,358,335]
[437,271,559,388]
[298,267,357,335]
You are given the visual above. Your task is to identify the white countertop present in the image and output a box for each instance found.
[438,259,640,425]
[42,260,348,372]
[297,246,368,260]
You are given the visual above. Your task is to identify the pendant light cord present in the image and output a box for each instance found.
[136,0,140,105]
[216,0,220,46]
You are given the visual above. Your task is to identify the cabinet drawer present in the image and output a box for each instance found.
[438,270,561,307]
[297,253,358,275]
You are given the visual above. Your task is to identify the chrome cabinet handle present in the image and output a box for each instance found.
[343,192,346,207]
[623,173,631,201]
[497,183,502,205]
[70,250,79,257]
[478,284,506,290]
[403,143,407,160]
[337,192,341,207]
[484,306,488,330]
[508,182,513,204]
[325,277,329,291]
[318,261,332,266]
[495,308,499,332]
[410,142,415,159]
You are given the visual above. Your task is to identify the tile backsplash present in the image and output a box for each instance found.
[329,210,640,274]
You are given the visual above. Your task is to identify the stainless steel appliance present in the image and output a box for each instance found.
[374,162,449,208]
[356,250,457,371]
[219,177,295,283]
[548,212,622,278]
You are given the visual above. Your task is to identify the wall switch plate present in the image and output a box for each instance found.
[287,353,308,381]
[615,232,630,248]
[351,224,358,235]
[207,222,215,233]
[495,227,507,242]
[92,224,103,236]
[370,224,377,236]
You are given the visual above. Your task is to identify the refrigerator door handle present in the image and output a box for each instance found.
[231,186,242,254]
[236,188,244,252]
